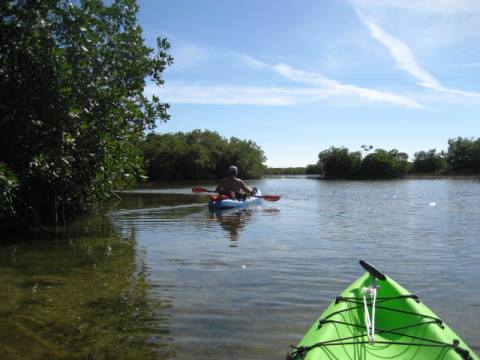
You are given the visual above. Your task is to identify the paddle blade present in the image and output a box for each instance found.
[259,195,281,202]
[192,187,209,193]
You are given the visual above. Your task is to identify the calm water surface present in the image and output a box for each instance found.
[1,178,479,359]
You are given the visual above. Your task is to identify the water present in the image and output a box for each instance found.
[1,177,479,359]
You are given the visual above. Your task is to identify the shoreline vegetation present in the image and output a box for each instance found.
[1,2,479,231]
[3,115,480,231]
[263,173,480,180]
[139,132,480,181]
[267,137,480,180]
[1,0,172,231]
[142,130,266,181]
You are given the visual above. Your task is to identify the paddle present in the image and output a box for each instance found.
[191,187,281,202]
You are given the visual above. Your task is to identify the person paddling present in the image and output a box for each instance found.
[215,166,255,199]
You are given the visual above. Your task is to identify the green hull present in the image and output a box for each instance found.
[290,272,479,360]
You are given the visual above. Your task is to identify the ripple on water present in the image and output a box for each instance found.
[2,178,479,359]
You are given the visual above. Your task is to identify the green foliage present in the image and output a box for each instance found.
[0,163,19,218]
[318,147,409,179]
[413,149,447,173]
[263,167,306,175]
[360,149,409,179]
[318,147,362,179]
[0,0,171,228]
[446,137,480,174]
[318,140,480,179]
[262,165,321,175]
[305,164,321,175]
[142,130,266,180]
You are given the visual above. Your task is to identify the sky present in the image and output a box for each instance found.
[138,0,480,167]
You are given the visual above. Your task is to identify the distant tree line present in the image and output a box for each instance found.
[142,130,266,180]
[318,146,409,179]
[445,137,480,174]
[263,164,321,175]
[1,0,171,230]
[264,167,305,175]
[316,137,480,179]
[412,149,446,173]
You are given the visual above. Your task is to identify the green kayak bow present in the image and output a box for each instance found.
[288,260,479,360]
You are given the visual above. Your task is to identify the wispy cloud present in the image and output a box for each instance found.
[153,37,424,108]
[351,0,480,64]
[235,53,269,70]
[272,64,338,87]
[356,10,480,98]
[271,62,422,108]
[151,60,422,109]
[351,0,480,15]
[356,11,441,90]
[146,82,333,106]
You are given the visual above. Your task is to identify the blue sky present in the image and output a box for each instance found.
[139,0,480,167]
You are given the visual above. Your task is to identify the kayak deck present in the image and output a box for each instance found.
[289,268,479,360]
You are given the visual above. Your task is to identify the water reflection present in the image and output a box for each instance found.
[209,209,252,245]
[209,208,280,246]
[3,179,480,359]
[0,215,174,359]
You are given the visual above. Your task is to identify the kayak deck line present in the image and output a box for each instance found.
[289,340,472,360]
[288,295,471,359]
[288,261,479,360]
[329,295,442,325]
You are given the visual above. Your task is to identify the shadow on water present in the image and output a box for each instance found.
[113,191,206,209]
[209,207,280,247]
[209,209,253,246]
[0,213,175,359]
